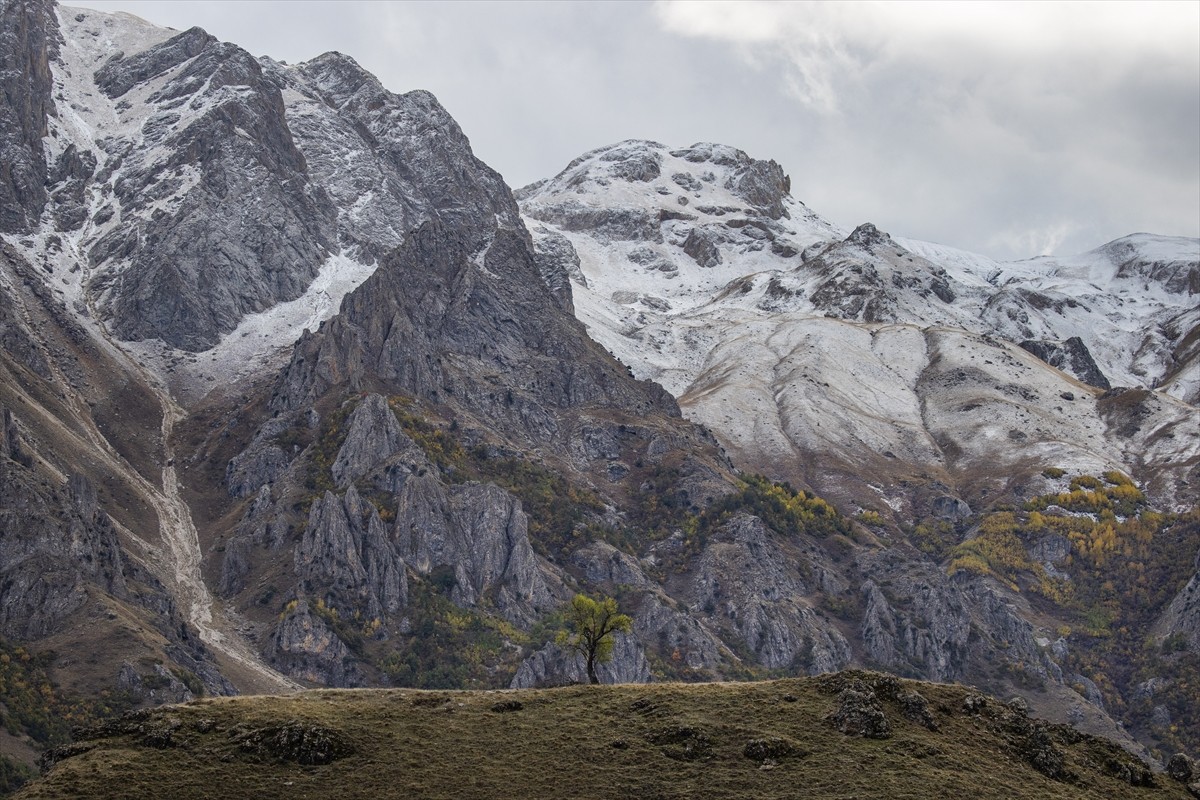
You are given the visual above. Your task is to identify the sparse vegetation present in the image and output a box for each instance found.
[0,638,138,796]
[16,675,1184,800]
[377,576,529,689]
[938,475,1199,760]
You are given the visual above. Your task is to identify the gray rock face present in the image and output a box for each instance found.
[330,393,409,488]
[1019,336,1111,390]
[268,599,365,687]
[670,143,790,220]
[525,201,663,243]
[530,225,584,313]
[116,661,193,706]
[687,514,850,672]
[625,245,677,274]
[826,680,891,739]
[0,458,127,640]
[633,594,730,673]
[2,406,29,465]
[394,475,552,624]
[1103,238,1200,296]
[295,486,407,619]
[855,550,972,682]
[570,541,653,589]
[682,226,723,268]
[88,30,334,350]
[804,224,958,323]
[964,579,1063,685]
[1159,549,1200,653]
[600,140,664,183]
[0,245,55,379]
[287,52,523,260]
[509,633,650,688]
[219,485,279,596]
[931,494,972,520]
[47,143,97,231]
[0,0,55,233]
[269,221,680,444]
[225,442,290,499]
[93,25,215,99]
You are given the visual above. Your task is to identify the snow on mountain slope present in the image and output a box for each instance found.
[521,141,1200,511]
[5,5,522,403]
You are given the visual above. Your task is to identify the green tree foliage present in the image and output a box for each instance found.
[556,595,632,685]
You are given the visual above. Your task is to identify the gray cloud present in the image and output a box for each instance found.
[78,0,1198,260]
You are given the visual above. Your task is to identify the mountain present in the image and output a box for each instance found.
[0,1,1198,791]
[519,139,1199,516]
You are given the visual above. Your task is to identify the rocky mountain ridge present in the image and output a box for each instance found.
[0,0,1197,786]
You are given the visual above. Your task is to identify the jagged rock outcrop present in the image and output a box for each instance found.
[394,475,551,624]
[284,51,523,260]
[825,679,891,739]
[682,226,723,268]
[669,142,790,220]
[857,552,970,682]
[269,220,680,445]
[47,142,96,231]
[805,224,958,323]
[219,485,280,596]
[570,541,654,589]
[1020,336,1111,390]
[964,580,1063,685]
[2,406,29,465]
[330,393,409,488]
[93,25,215,98]
[87,27,335,350]
[632,594,730,674]
[225,432,291,500]
[295,486,407,619]
[529,225,583,313]
[0,456,127,639]
[521,202,663,243]
[599,139,664,183]
[1103,237,1200,297]
[116,661,194,706]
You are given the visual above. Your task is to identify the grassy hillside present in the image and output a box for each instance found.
[19,672,1192,800]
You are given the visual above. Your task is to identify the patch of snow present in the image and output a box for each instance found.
[123,251,377,403]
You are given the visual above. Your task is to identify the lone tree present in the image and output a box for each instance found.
[557,593,633,685]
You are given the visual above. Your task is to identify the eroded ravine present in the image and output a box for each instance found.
[153,390,302,693]
[59,266,302,694]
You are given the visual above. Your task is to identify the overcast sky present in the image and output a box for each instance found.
[79,0,1199,261]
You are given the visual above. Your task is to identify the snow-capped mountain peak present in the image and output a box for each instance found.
[519,140,1199,512]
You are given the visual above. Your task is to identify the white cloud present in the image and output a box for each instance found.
[75,1,1199,259]
[987,220,1080,258]
[653,0,1200,258]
